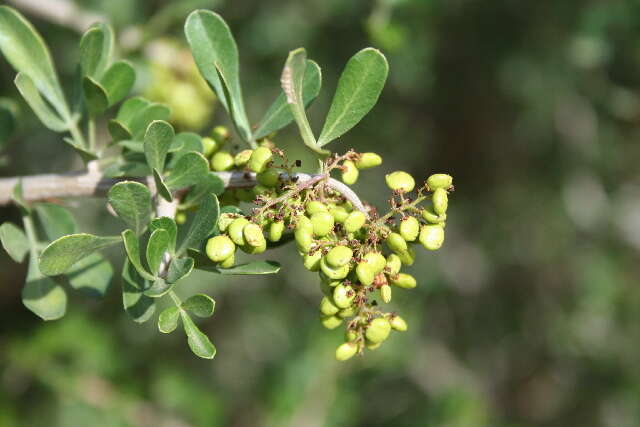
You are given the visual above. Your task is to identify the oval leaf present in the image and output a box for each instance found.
[177,193,219,255]
[23,255,67,320]
[150,217,177,254]
[158,306,180,333]
[79,22,113,78]
[82,76,109,116]
[144,120,174,174]
[101,60,135,106]
[35,203,77,241]
[146,229,169,276]
[181,311,216,359]
[317,48,388,146]
[0,222,29,263]
[182,293,215,318]
[122,259,155,322]
[122,229,155,281]
[66,252,113,297]
[39,233,122,276]
[108,181,152,235]
[14,73,67,132]
[165,151,209,191]
[166,256,194,284]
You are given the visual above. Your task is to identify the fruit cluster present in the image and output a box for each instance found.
[202,130,453,360]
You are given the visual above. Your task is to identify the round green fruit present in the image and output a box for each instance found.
[205,235,235,262]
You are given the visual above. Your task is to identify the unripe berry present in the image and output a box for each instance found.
[356,262,375,285]
[355,152,382,169]
[320,258,350,280]
[397,246,416,266]
[306,201,328,215]
[295,228,313,253]
[365,317,391,343]
[175,212,187,225]
[248,146,272,173]
[234,149,253,167]
[252,184,273,197]
[268,220,284,242]
[321,315,342,330]
[338,306,356,318]
[257,168,280,187]
[386,232,408,254]
[201,137,219,157]
[241,241,266,254]
[333,283,355,308]
[325,246,353,268]
[211,125,230,143]
[366,341,382,350]
[385,254,402,275]
[311,212,334,237]
[399,216,420,242]
[296,215,314,233]
[205,235,235,262]
[381,284,392,303]
[341,160,359,185]
[427,173,453,190]
[219,253,235,268]
[217,213,236,232]
[303,251,322,271]
[422,207,446,224]
[329,205,349,223]
[335,342,358,361]
[344,211,366,233]
[243,223,265,247]
[228,217,249,245]
[389,315,408,331]
[320,296,340,316]
[391,273,417,289]
[432,188,448,215]
[363,252,386,274]
[345,330,358,342]
[210,150,234,171]
[419,224,445,250]
[385,171,415,192]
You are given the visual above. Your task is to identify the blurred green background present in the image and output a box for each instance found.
[2,0,640,426]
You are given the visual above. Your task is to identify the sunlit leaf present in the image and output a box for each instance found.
[107,181,152,235]
[181,310,216,359]
[158,306,180,333]
[182,293,215,318]
[0,222,29,263]
[39,233,121,276]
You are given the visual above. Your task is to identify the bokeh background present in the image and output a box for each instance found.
[2,0,640,426]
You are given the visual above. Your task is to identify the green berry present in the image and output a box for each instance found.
[321,315,342,330]
[397,246,416,266]
[333,283,355,308]
[386,232,408,254]
[335,342,358,361]
[248,146,273,173]
[243,223,265,247]
[311,211,334,237]
[391,273,417,289]
[228,217,249,245]
[296,215,314,233]
[399,216,420,242]
[306,201,328,215]
[219,253,235,268]
[252,184,273,197]
[211,150,234,171]
[381,284,392,303]
[320,257,350,280]
[234,149,253,167]
[355,152,382,169]
[363,252,386,273]
[344,211,366,233]
[419,224,445,250]
[385,254,402,275]
[341,160,359,184]
[211,125,230,143]
[175,212,187,225]
[365,317,391,343]
[201,137,219,157]
[268,220,284,242]
[338,306,356,318]
[295,228,313,253]
[345,330,358,342]
[427,173,453,190]
[422,207,446,224]
[385,171,415,192]
[320,296,340,316]
[325,246,353,268]
[329,205,350,223]
[257,168,280,187]
[432,188,448,215]
[356,262,375,285]
[366,341,382,350]
[241,241,266,254]
[389,315,408,331]
[205,235,235,262]
[303,251,322,271]
[217,213,236,232]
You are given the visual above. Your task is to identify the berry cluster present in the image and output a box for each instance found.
[202,129,453,360]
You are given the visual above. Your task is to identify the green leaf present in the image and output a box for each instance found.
[122,259,155,322]
[122,229,156,281]
[185,10,252,143]
[182,293,215,318]
[66,252,113,297]
[100,60,135,106]
[180,173,225,210]
[39,233,122,276]
[158,306,180,333]
[62,137,99,162]
[12,180,29,214]
[146,229,169,276]
[34,203,76,241]
[165,151,209,191]
[317,48,388,146]
[167,132,204,169]
[23,255,67,320]
[150,217,177,254]
[0,6,68,119]
[180,311,216,359]
[82,76,109,116]
[166,256,194,284]
[280,48,329,157]
[0,222,29,262]
[14,73,67,132]
[216,260,281,275]
[108,119,132,142]
[254,59,321,140]
[143,277,173,298]
[130,103,171,140]
[117,96,150,123]
[153,168,173,202]
[144,120,174,174]
[79,22,113,78]
[114,97,171,141]
[177,193,219,255]
[107,181,152,235]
